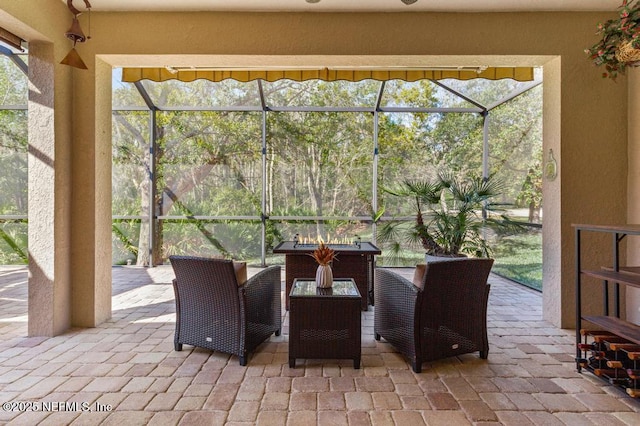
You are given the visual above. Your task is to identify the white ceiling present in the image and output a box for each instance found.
[70,0,620,13]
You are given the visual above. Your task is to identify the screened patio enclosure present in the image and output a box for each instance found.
[0,55,544,290]
[111,67,543,289]
[0,53,28,266]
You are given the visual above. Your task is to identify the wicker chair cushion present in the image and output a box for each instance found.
[233,261,247,285]
[210,255,247,285]
[412,264,427,289]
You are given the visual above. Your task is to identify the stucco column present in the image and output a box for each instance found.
[94,58,113,324]
[27,42,72,336]
[541,58,564,327]
[69,56,112,327]
[627,67,640,325]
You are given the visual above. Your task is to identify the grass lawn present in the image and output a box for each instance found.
[261,228,543,292]
[490,230,542,291]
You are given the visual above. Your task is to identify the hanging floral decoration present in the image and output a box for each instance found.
[585,0,640,80]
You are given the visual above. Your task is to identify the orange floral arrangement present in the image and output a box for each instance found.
[311,242,336,266]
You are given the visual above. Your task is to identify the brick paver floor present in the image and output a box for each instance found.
[0,265,639,425]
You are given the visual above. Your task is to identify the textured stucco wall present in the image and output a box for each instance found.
[0,1,76,336]
[86,11,627,328]
[627,68,640,324]
[0,6,632,333]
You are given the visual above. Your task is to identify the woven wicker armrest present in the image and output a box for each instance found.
[374,268,420,350]
[243,265,281,291]
[241,265,282,338]
[242,265,282,305]
[374,268,420,307]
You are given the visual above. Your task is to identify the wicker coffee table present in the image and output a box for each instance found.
[288,278,362,369]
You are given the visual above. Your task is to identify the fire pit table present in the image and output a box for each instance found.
[273,239,380,310]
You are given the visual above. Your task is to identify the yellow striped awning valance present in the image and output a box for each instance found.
[121,67,534,83]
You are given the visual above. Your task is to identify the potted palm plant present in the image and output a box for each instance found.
[585,0,640,81]
[377,172,518,264]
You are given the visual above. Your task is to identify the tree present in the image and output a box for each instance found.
[0,57,28,263]
[266,80,375,238]
[111,73,543,266]
[113,79,263,264]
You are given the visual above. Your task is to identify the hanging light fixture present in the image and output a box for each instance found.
[401,0,418,4]
[60,0,92,69]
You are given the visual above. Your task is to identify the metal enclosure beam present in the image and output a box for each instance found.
[115,73,542,267]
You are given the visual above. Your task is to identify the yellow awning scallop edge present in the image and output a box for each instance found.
[122,67,534,83]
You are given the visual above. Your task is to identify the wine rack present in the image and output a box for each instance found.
[578,329,640,396]
[574,224,640,397]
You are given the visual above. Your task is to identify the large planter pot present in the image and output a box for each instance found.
[425,253,468,264]
[316,264,333,288]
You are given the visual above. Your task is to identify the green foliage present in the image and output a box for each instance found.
[0,59,28,263]
[0,222,27,264]
[0,224,26,263]
[585,0,640,80]
[112,111,149,216]
[112,220,140,265]
[489,86,543,208]
[0,56,27,106]
[162,220,263,261]
[265,219,283,252]
[112,222,139,258]
[108,72,542,275]
[491,229,542,290]
[267,110,373,221]
[427,113,483,173]
[378,172,521,264]
[0,61,546,276]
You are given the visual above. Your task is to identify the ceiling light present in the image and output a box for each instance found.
[401,0,418,4]
[306,0,321,3]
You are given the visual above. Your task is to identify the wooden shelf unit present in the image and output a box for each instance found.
[582,316,640,345]
[582,269,640,289]
[574,224,640,395]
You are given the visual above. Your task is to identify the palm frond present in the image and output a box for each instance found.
[377,220,405,244]
[382,241,404,266]
[376,171,513,257]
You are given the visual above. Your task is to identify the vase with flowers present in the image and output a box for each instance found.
[311,242,336,288]
[585,0,640,81]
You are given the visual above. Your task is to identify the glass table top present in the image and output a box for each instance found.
[291,279,360,297]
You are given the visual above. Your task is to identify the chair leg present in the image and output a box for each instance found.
[275,329,281,337]
[479,350,488,359]
[411,358,422,373]
[374,333,381,341]
[239,355,247,366]
[174,342,182,351]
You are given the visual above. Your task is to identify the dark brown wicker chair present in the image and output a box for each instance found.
[374,258,494,373]
[169,256,282,366]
